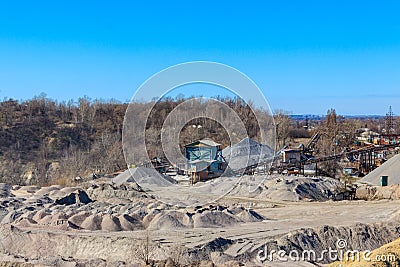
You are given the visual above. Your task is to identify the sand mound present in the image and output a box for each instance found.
[101,214,122,231]
[18,185,40,194]
[59,187,80,194]
[80,214,103,231]
[356,184,400,200]
[10,186,39,198]
[86,182,142,201]
[48,190,67,199]
[230,175,343,201]
[236,209,264,222]
[118,214,144,231]
[13,211,81,230]
[38,212,68,225]
[197,237,234,253]
[19,210,36,220]
[48,187,79,199]
[147,211,192,230]
[112,167,177,187]
[14,217,37,227]
[69,212,144,231]
[34,185,62,197]
[32,209,50,221]
[142,211,159,227]
[193,210,241,228]
[68,211,92,227]
[361,154,400,185]
[55,221,81,230]
[292,179,340,201]
[223,137,275,171]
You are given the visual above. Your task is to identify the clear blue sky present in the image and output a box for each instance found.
[0,1,399,115]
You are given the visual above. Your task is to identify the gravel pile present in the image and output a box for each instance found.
[112,167,177,186]
[222,137,274,171]
[147,205,264,230]
[361,154,400,185]
[1,181,268,232]
[229,175,344,201]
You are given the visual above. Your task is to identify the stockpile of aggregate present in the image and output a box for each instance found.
[112,167,177,186]
[222,137,274,171]
[361,154,400,185]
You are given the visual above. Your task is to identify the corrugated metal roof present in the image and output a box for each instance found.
[185,139,221,147]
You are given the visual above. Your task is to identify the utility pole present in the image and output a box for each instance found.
[386,106,394,134]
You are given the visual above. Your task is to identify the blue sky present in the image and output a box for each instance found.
[0,1,399,115]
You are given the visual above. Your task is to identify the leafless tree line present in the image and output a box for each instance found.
[0,94,397,185]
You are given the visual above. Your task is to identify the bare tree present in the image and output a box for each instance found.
[164,238,189,266]
[132,230,159,265]
[274,109,292,150]
[78,96,91,123]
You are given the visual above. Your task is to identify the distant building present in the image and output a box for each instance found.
[184,139,224,182]
[356,128,381,145]
[356,128,380,144]
[281,149,302,164]
[343,167,358,176]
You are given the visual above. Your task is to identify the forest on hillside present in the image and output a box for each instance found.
[0,95,126,185]
[0,95,396,185]
[0,95,274,185]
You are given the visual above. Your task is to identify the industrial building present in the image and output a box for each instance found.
[183,139,224,183]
